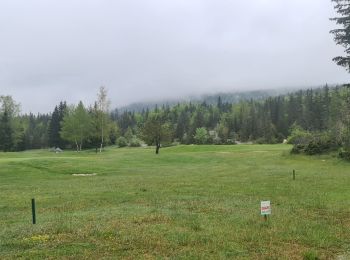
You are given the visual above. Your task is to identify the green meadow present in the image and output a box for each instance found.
[0,145,349,259]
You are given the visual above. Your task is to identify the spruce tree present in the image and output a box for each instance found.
[0,110,14,152]
[331,1,350,153]
[48,102,67,148]
[48,106,60,147]
[330,0,350,71]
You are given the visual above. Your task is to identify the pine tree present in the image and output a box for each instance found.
[330,0,350,71]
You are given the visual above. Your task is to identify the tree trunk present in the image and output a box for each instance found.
[100,121,104,153]
[75,140,79,152]
[155,143,160,154]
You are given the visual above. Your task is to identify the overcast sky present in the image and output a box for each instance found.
[0,0,349,113]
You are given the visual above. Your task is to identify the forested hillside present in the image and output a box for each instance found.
[0,85,349,155]
[113,85,348,144]
[118,88,291,112]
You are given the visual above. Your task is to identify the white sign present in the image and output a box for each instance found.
[261,201,271,215]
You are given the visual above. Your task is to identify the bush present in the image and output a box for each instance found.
[339,148,350,160]
[255,137,277,144]
[290,132,339,155]
[116,136,128,147]
[213,137,222,145]
[254,137,266,144]
[287,125,313,145]
[291,144,303,154]
[194,127,208,144]
[225,139,236,145]
[129,137,142,147]
[161,141,176,148]
[206,136,214,144]
[181,133,192,144]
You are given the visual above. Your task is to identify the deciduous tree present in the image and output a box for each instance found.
[95,86,111,152]
[60,101,92,151]
[141,113,172,154]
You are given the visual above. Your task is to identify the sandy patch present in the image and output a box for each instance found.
[72,173,97,176]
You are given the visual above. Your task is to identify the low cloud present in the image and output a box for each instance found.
[0,0,348,113]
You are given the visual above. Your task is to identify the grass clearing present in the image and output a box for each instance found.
[1,145,349,259]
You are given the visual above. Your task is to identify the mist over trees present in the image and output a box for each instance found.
[113,85,347,144]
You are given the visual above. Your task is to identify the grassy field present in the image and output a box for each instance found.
[0,144,350,259]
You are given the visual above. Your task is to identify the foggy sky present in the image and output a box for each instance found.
[0,0,349,113]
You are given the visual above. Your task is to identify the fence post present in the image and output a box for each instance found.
[31,198,36,224]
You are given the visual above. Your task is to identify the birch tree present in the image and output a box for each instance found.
[96,86,111,152]
[60,102,92,151]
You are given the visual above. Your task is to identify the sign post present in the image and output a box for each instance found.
[261,201,271,221]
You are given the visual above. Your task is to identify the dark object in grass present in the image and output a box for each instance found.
[31,198,36,224]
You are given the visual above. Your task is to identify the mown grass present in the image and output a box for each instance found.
[0,144,349,259]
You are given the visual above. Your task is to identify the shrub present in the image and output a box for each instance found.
[339,148,350,160]
[129,137,142,147]
[290,132,339,155]
[181,133,191,144]
[161,141,176,148]
[254,137,266,144]
[225,139,236,145]
[116,136,128,147]
[307,133,338,155]
[194,127,208,144]
[206,136,214,144]
[213,137,222,145]
[287,125,313,145]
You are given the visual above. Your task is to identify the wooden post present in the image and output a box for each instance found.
[293,169,295,180]
[31,198,36,224]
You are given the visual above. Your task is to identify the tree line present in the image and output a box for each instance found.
[1,1,349,154]
[1,84,350,155]
[112,85,350,153]
[0,87,117,152]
